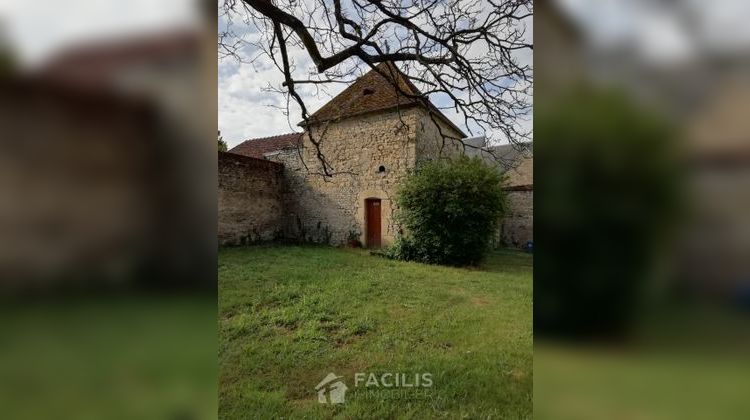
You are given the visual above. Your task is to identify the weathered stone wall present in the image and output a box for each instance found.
[500,189,534,248]
[225,104,533,250]
[218,152,285,245]
[414,111,465,162]
[504,155,533,188]
[500,154,533,248]
[269,108,422,246]
[676,167,750,297]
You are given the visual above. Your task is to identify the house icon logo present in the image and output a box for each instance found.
[315,372,348,404]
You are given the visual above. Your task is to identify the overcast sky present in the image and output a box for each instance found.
[218,46,343,148]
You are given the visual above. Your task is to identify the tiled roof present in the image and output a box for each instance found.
[228,132,303,159]
[489,142,533,163]
[304,62,466,137]
[229,63,467,159]
[306,62,422,123]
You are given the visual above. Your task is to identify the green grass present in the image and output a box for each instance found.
[219,246,532,419]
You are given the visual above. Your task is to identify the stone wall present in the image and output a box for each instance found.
[500,188,533,248]
[415,111,465,162]
[500,153,533,248]
[218,152,285,245]
[504,154,533,188]
[220,105,533,250]
[269,108,423,246]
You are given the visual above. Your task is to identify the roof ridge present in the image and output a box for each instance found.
[239,132,302,144]
[229,132,303,159]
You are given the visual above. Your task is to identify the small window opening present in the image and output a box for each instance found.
[378,165,386,173]
[363,88,375,96]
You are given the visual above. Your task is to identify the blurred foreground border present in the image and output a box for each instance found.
[535,0,750,418]
[0,1,218,418]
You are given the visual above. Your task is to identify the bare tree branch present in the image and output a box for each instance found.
[220,0,533,175]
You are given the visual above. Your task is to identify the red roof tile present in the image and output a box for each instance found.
[228,132,303,159]
[306,62,422,123]
[304,62,465,137]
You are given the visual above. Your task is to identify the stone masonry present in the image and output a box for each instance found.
[501,189,534,247]
[499,151,533,248]
[218,152,285,245]
[223,63,532,248]
[269,106,464,246]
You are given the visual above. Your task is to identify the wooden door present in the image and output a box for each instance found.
[365,198,382,248]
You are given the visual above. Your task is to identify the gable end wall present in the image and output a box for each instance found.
[269,108,422,246]
[414,109,466,162]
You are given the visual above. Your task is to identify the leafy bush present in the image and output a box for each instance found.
[390,156,507,266]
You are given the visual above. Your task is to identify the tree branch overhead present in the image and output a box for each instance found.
[221,0,533,174]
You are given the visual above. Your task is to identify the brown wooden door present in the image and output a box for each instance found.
[365,198,382,248]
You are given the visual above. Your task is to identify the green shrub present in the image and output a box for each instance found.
[391,156,507,266]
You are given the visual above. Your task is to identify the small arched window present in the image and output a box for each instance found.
[378,165,386,174]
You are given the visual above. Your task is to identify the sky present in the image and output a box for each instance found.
[218,44,342,147]
[0,0,531,148]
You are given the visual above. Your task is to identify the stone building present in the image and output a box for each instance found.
[222,62,533,248]
[490,143,534,248]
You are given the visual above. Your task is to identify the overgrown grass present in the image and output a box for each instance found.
[219,246,532,419]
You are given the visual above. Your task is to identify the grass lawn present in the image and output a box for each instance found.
[219,245,532,419]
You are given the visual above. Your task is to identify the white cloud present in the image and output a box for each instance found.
[686,0,750,53]
[218,45,348,147]
[218,58,298,147]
